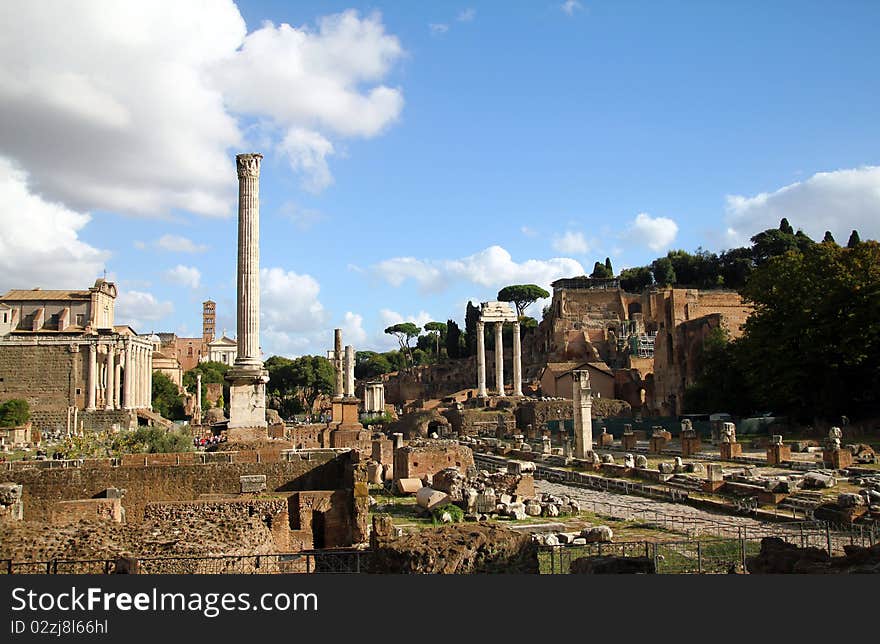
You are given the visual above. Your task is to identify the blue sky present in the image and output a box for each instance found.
[1,1,878,356]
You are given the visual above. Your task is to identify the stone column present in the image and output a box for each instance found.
[512,320,523,397]
[494,322,505,396]
[122,342,133,409]
[476,320,487,398]
[132,345,140,408]
[226,153,269,434]
[114,352,122,409]
[145,345,153,411]
[572,370,593,459]
[333,329,344,398]
[86,342,97,410]
[344,345,355,397]
[235,153,263,368]
[105,346,115,411]
[195,373,203,424]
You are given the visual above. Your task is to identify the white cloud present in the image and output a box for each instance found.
[214,11,404,139]
[115,290,174,332]
[561,1,583,16]
[164,265,201,289]
[552,231,590,254]
[444,246,584,289]
[340,311,367,346]
[0,157,109,292]
[373,257,443,291]
[457,9,476,22]
[259,267,329,356]
[627,213,679,251]
[520,225,538,237]
[0,4,405,216]
[429,23,449,35]
[373,245,585,293]
[280,128,334,193]
[724,166,880,245]
[154,234,208,253]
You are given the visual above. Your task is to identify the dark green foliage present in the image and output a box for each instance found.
[681,328,754,415]
[0,399,29,427]
[619,266,654,292]
[116,426,194,454]
[651,257,676,286]
[465,301,480,357]
[604,257,613,275]
[430,503,464,524]
[151,371,185,420]
[497,284,550,318]
[590,261,613,279]
[266,355,335,417]
[445,320,463,359]
[822,231,836,244]
[779,218,794,235]
[385,322,421,369]
[423,321,447,357]
[182,360,229,410]
[848,230,861,248]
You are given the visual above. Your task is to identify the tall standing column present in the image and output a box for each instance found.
[86,342,97,410]
[512,320,523,397]
[104,347,115,411]
[334,329,344,398]
[114,352,122,409]
[494,322,505,396]
[235,153,263,368]
[145,346,153,410]
[132,346,140,408]
[344,345,355,397]
[123,342,132,409]
[226,153,269,434]
[476,320,487,398]
[195,373,203,424]
[572,370,593,459]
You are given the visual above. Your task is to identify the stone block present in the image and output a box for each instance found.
[416,487,451,511]
[720,443,742,460]
[823,449,853,470]
[649,436,668,454]
[239,474,267,494]
[395,478,423,495]
[621,434,638,451]
[766,444,791,466]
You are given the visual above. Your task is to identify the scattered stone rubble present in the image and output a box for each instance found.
[746,537,880,574]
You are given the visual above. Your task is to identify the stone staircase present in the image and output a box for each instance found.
[136,408,174,429]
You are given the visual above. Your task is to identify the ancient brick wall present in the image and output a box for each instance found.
[0,343,83,432]
[0,450,350,523]
[143,498,291,551]
[394,441,474,481]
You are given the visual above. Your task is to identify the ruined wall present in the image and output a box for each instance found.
[0,450,349,522]
[394,440,474,481]
[0,343,84,431]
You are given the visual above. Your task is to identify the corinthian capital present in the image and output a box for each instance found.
[236,153,263,179]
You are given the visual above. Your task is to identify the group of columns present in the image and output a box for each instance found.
[476,319,523,398]
[333,328,356,399]
[85,339,152,411]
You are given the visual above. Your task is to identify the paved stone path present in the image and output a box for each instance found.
[537,479,803,539]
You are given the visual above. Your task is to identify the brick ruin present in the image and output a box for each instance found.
[0,447,370,561]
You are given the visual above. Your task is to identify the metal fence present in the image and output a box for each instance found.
[1,549,370,575]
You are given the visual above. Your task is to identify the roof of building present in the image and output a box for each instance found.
[208,335,236,346]
[1,289,91,302]
[542,361,614,380]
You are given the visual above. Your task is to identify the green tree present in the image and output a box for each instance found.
[651,257,676,286]
[465,301,480,356]
[719,246,754,289]
[288,356,335,411]
[604,256,613,275]
[682,328,755,415]
[151,372,185,420]
[779,218,794,235]
[384,322,421,369]
[848,230,861,248]
[423,321,447,357]
[619,266,653,292]
[445,320,463,359]
[590,261,613,279]
[497,284,550,318]
[737,239,880,419]
[182,360,229,410]
[0,399,29,427]
[822,231,836,245]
